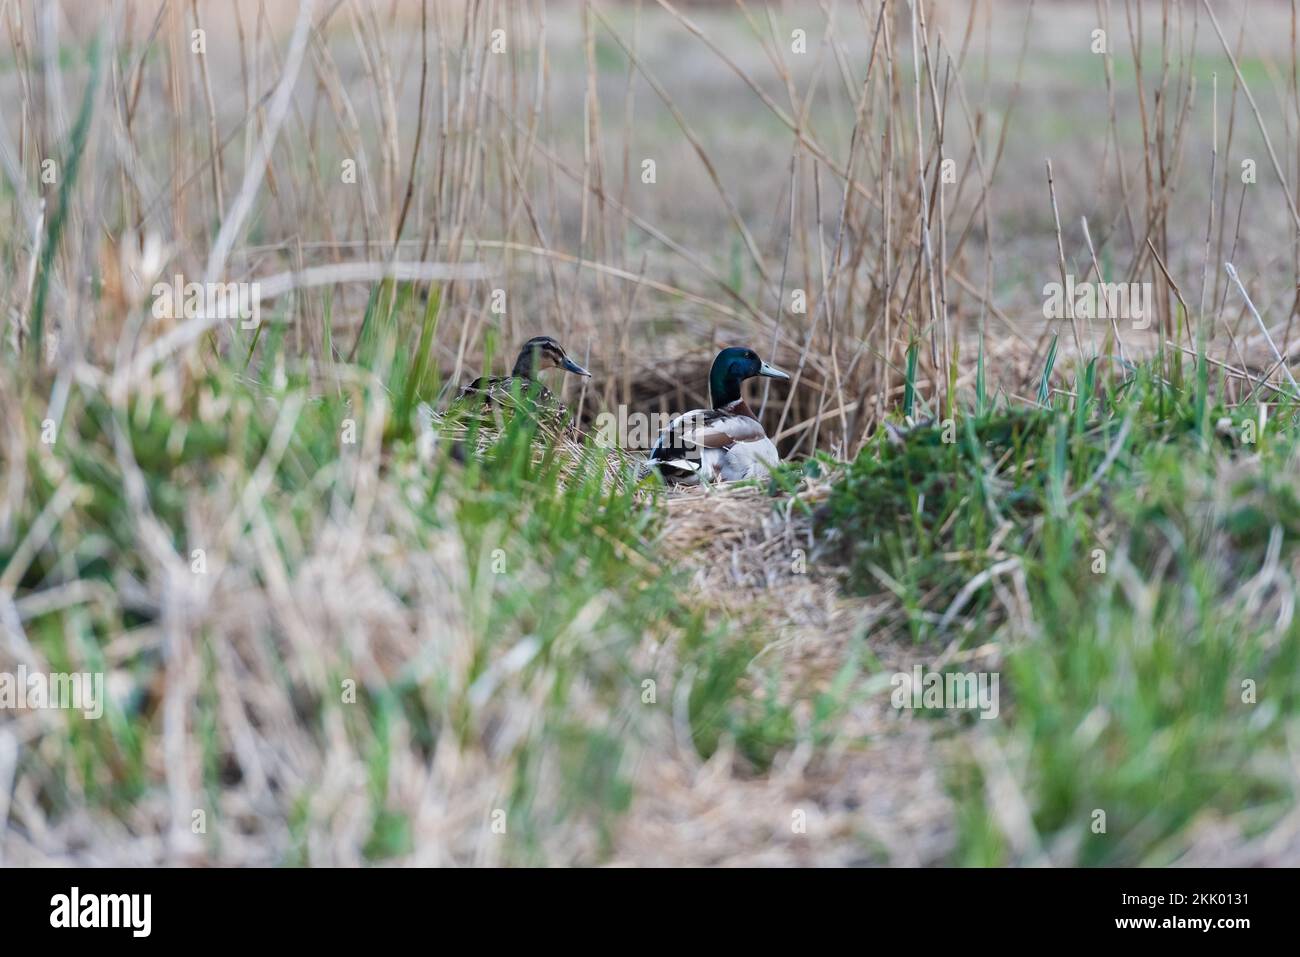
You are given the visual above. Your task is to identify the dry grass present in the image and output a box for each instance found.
[637,477,957,865]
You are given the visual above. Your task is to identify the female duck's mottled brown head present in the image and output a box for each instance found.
[511,336,591,379]
[456,336,591,406]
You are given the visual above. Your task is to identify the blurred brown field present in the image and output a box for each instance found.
[6,0,1299,454]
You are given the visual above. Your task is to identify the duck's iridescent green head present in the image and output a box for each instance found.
[708,347,791,408]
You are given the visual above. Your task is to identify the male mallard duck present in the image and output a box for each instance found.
[646,346,790,484]
[455,335,591,409]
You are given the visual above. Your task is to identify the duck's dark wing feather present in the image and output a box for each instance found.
[456,375,503,400]
[455,375,556,405]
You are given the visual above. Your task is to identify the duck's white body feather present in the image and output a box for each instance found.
[647,399,780,485]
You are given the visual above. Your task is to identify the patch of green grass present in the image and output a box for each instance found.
[822,358,1300,864]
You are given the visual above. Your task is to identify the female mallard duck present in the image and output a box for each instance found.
[455,335,591,409]
[646,346,790,484]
